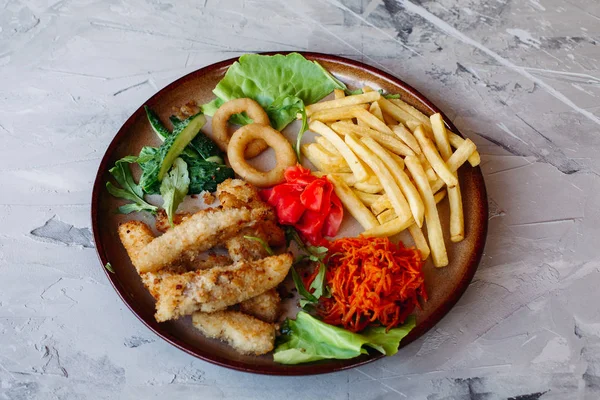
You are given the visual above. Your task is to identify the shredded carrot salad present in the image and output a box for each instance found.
[306,236,427,332]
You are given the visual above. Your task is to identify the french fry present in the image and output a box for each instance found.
[392,124,422,155]
[376,209,397,224]
[389,98,431,126]
[352,190,382,206]
[369,102,385,123]
[362,86,375,92]
[362,216,414,238]
[302,143,351,173]
[434,189,447,204]
[362,137,425,228]
[328,174,379,230]
[414,125,458,188]
[448,131,481,167]
[310,104,369,122]
[405,155,448,267]
[381,109,397,126]
[306,92,380,116]
[407,118,481,167]
[370,187,448,224]
[371,195,392,215]
[390,153,405,170]
[354,175,383,193]
[391,124,436,180]
[309,121,369,181]
[345,133,412,223]
[431,113,464,242]
[408,224,430,260]
[331,121,414,157]
[334,89,345,99]
[378,97,414,125]
[429,137,477,193]
[352,107,395,136]
[446,138,477,172]
[315,136,341,157]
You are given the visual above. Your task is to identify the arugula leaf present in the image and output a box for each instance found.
[104,262,115,274]
[291,266,318,307]
[106,156,157,214]
[243,236,274,256]
[160,158,189,227]
[274,312,416,364]
[285,226,330,305]
[202,53,346,131]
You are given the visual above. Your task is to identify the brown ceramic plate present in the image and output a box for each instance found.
[91,52,487,375]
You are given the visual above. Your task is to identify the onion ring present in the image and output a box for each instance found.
[211,98,270,158]
[228,123,296,188]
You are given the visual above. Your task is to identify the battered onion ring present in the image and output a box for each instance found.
[211,98,270,158]
[228,123,296,188]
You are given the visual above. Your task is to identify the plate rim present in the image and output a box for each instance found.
[90,51,488,376]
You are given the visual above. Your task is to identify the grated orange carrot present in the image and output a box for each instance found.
[306,236,427,332]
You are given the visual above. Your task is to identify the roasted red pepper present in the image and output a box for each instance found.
[261,165,343,245]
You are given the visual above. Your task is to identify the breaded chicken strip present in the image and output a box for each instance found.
[153,253,292,322]
[121,221,281,323]
[133,206,270,273]
[119,220,233,272]
[192,311,275,355]
[217,179,275,219]
[239,289,280,323]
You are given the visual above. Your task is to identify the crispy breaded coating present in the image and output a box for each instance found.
[118,221,155,260]
[192,310,275,355]
[239,289,280,323]
[226,221,285,263]
[154,209,190,233]
[134,207,269,273]
[153,253,292,321]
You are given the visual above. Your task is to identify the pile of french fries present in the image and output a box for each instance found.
[301,87,481,267]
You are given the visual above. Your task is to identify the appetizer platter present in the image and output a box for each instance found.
[91,52,487,375]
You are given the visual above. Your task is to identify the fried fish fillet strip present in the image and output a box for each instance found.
[119,220,233,272]
[133,206,270,273]
[192,311,276,355]
[238,289,280,323]
[153,253,292,322]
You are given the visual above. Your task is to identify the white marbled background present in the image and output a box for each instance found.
[1,0,600,399]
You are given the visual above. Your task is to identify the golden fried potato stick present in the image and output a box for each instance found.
[345,133,412,224]
[361,216,414,238]
[352,107,395,136]
[310,121,370,182]
[361,137,425,228]
[429,138,478,193]
[192,311,276,355]
[431,113,464,242]
[405,155,448,267]
[352,190,382,206]
[306,91,380,116]
[330,121,414,157]
[310,104,369,122]
[408,224,430,261]
[328,174,379,230]
[414,125,458,188]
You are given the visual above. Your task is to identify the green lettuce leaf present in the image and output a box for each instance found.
[202,53,346,131]
[273,312,416,365]
[106,156,157,214]
[160,158,190,227]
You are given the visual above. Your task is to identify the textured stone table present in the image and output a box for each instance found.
[2,0,600,399]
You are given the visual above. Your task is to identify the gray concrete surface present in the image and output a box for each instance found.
[1,0,600,399]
